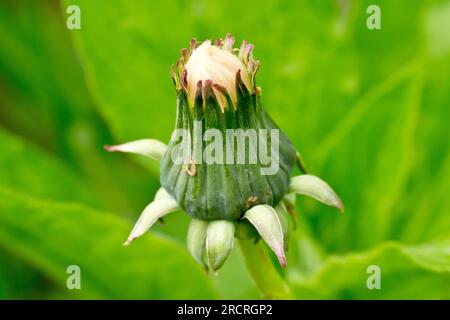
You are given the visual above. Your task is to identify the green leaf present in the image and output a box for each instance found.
[288,0,450,253]
[290,239,450,299]
[0,128,98,207]
[62,0,182,142]
[0,1,96,150]
[0,188,216,299]
[0,1,156,214]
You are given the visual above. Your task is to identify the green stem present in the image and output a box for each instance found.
[238,239,294,299]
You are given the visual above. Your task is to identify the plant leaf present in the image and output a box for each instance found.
[291,239,450,299]
[0,128,99,207]
[0,188,216,299]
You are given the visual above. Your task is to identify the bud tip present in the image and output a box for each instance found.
[337,199,345,213]
[104,145,115,152]
[279,255,287,268]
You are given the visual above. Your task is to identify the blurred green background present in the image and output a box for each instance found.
[0,0,449,299]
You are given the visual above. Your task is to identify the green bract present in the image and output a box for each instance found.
[107,34,343,272]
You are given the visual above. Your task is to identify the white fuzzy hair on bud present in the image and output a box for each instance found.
[185,40,252,110]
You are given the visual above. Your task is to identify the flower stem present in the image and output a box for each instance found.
[238,239,294,299]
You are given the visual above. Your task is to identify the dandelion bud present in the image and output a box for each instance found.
[111,34,343,272]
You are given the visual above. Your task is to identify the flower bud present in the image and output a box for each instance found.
[161,35,297,221]
[185,39,252,109]
[111,34,344,273]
